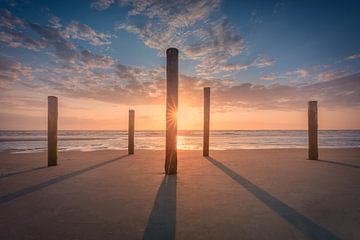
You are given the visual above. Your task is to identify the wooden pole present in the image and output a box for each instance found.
[165,48,178,175]
[203,87,210,156]
[308,101,318,160]
[128,109,135,155]
[48,96,58,166]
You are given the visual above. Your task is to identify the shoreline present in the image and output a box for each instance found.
[1,147,360,154]
[0,137,115,142]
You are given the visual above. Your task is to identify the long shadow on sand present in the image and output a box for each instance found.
[312,159,359,169]
[0,166,48,180]
[143,175,177,240]
[0,155,129,205]
[206,156,340,240]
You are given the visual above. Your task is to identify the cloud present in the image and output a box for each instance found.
[223,57,275,72]
[80,50,115,68]
[114,1,274,78]
[22,61,165,105]
[114,0,221,28]
[259,68,310,81]
[0,9,24,29]
[91,0,115,10]
[49,15,62,29]
[116,0,221,51]
[212,73,360,110]
[317,70,347,82]
[28,22,79,62]
[186,18,245,76]
[346,53,360,60]
[0,55,32,88]
[260,75,276,81]
[28,20,112,61]
[0,10,112,63]
[253,57,275,68]
[24,21,114,66]
[20,50,360,111]
[223,62,252,72]
[114,1,256,77]
[65,21,111,46]
[0,31,46,50]
[292,68,310,78]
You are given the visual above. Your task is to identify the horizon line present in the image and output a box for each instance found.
[1,129,359,131]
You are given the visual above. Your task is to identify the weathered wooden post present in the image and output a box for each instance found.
[165,48,178,175]
[308,101,318,160]
[128,109,135,155]
[48,96,58,166]
[203,87,210,156]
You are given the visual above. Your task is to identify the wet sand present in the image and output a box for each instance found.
[0,149,359,239]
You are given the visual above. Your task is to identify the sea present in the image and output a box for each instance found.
[0,130,359,153]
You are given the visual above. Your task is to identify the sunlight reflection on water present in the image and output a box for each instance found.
[0,130,359,153]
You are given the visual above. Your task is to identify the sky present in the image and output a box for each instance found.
[0,0,359,130]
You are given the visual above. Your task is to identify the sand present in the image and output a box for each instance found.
[0,149,359,240]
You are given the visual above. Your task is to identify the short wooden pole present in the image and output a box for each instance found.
[203,87,210,156]
[308,101,318,160]
[128,109,135,155]
[48,96,58,166]
[165,48,178,175]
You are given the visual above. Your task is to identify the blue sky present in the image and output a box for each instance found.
[0,0,359,129]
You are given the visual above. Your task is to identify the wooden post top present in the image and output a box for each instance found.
[166,48,179,56]
[308,101,318,110]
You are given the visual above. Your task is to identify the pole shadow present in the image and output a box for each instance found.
[205,156,340,240]
[0,166,48,180]
[311,159,359,169]
[143,175,177,240]
[0,154,129,205]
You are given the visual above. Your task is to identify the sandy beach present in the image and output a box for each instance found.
[0,149,359,239]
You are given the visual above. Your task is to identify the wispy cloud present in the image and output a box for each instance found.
[91,0,115,11]
[186,18,245,76]
[0,31,46,50]
[112,0,264,77]
[0,55,32,88]
[13,53,359,111]
[346,53,360,60]
[317,70,348,82]
[28,22,79,62]
[223,57,275,72]
[64,21,112,46]
[260,75,277,81]
[0,10,112,62]
[0,9,24,29]
[259,68,309,82]
[211,73,360,110]
[292,68,310,78]
[80,50,115,68]
[1,5,358,114]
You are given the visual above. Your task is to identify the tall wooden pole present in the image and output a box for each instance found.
[48,96,58,166]
[308,101,318,160]
[203,87,210,156]
[165,48,178,175]
[128,109,135,155]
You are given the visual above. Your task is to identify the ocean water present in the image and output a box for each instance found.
[0,130,359,153]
